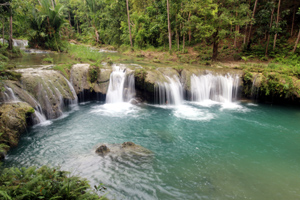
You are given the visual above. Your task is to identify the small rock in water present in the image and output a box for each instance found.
[122,141,135,148]
[129,98,143,105]
[95,142,153,158]
[95,145,110,156]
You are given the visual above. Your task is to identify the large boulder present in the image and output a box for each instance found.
[13,67,77,119]
[70,64,112,101]
[0,102,34,158]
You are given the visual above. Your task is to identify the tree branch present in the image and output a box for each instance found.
[0,2,10,6]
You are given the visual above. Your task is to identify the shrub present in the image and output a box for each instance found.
[0,166,105,200]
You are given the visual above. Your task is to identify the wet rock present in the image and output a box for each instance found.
[95,142,153,157]
[70,64,112,101]
[95,145,110,156]
[0,102,34,158]
[12,67,77,119]
[121,141,135,148]
[129,97,143,105]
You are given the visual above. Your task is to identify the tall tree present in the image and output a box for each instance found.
[167,0,172,51]
[246,0,258,49]
[126,0,133,49]
[265,3,275,56]
[293,8,300,53]
[273,0,281,51]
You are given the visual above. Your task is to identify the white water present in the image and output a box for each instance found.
[155,75,183,105]
[106,65,136,103]
[4,87,19,102]
[0,38,28,49]
[191,73,239,103]
[3,67,79,125]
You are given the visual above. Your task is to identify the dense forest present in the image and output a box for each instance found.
[0,0,300,61]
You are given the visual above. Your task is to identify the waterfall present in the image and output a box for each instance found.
[0,38,28,49]
[191,73,239,103]
[155,75,183,105]
[106,65,136,103]
[4,86,19,102]
[250,74,260,99]
[123,73,136,102]
[4,67,79,124]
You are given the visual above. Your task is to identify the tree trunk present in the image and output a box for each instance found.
[93,24,99,44]
[183,33,185,53]
[167,0,172,51]
[212,30,219,61]
[69,12,72,28]
[8,14,13,50]
[176,16,179,51]
[234,11,238,48]
[2,19,4,46]
[244,24,248,44]
[265,6,275,57]
[273,0,281,51]
[188,12,192,44]
[77,21,79,34]
[293,29,300,53]
[126,0,133,49]
[291,1,296,36]
[247,0,258,48]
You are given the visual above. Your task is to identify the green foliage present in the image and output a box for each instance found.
[0,166,102,200]
[42,57,54,64]
[260,73,296,98]
[88,66,99,83]
[134,68,147,81]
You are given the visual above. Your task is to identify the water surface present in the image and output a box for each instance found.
[5,102,300,200]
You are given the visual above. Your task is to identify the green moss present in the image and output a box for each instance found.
[89,66,100,83]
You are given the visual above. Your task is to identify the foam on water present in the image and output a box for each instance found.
[173,105,215,121]
[91,103,141,118]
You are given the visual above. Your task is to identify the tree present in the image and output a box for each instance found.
[167,0,172,51]
[195,0,250,61]
[293,8,300,53]
[126,0,133,49]
[273,0,281,51]
[246,0,258,49]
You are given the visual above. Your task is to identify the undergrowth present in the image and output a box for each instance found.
[0,166,107,200]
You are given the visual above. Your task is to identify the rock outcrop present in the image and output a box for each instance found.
[0,102,34,158]
[70,64,112,101]
[3,66,78,120]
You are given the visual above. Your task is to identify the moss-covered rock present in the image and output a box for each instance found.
[0,102,34,158]
[15,67,77,119]
[70,64,112,100]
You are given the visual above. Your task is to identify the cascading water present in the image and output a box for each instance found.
[3,67,79,124]
[0,38,28,49]
[123,73,136,102]
[155,75,183,105]
[106,65,136,103]
[3,86,19,102]
[191,73,240,103]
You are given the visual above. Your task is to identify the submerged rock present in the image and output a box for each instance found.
[95,142,153,157]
